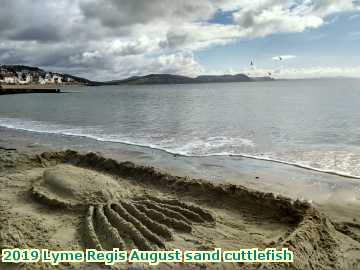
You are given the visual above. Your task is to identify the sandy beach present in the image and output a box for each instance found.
[0,140,359,269]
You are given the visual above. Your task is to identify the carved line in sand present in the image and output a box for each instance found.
[30,165,215,251]
[84,197,215,251]
[334,222,360,243]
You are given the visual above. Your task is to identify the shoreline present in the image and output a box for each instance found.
[0,126,359,204]
[0,123,359,180]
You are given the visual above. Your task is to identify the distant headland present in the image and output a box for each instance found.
[0,65,274,87]
[102,73,274,85]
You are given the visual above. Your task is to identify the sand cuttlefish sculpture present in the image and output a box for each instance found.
[30,165,215,251]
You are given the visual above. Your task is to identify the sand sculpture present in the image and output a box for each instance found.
[31,165,215,251]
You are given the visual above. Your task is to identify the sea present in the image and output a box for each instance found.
[1,78,360,202]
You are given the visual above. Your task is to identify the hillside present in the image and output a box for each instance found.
[107,74,198,85]
[104,73,274,85]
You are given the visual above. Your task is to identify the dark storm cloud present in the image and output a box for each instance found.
[9,25,62,42]
[80,0,215,27]
[0,1,17,33]
[0,48,26,64]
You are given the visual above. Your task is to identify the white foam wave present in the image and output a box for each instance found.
[0,117,101,139]
[170,136,255,156]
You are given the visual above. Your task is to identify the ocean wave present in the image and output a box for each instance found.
[1,117,360,179]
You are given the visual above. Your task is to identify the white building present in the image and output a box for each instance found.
[4,76,18,84]
[18,74,33,85]
[39,76,46,85]
[44,73,52,83]
[52,75,62,84]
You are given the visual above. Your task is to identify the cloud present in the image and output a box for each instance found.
[272,55,297,61]
[275,66,360,79]
[348,13,360,20]
[232,4,323,38]
[348,31,360,40]
[230,0,360,39]
[0,0,359,80]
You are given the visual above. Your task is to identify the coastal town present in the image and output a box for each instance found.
[0,65,83,86]
[0,65,91,94]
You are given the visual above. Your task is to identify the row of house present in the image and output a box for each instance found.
[0,68,74,85]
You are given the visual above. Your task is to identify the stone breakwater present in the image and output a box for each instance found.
[0,85,60,95]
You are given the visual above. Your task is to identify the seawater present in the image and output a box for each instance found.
[1,78,360,178]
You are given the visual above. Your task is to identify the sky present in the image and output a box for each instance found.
[0,0,359,80]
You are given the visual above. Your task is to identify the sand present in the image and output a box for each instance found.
[0,148,359,269]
